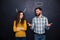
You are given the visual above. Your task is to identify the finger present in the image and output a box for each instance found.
[50,23,53,24]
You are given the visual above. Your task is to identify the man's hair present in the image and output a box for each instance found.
[34,7,42,16]
[34,7,42,13]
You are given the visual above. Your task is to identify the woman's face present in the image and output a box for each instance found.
[20,12,23,19]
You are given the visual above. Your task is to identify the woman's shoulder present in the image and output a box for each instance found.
[24,20,27,22]
[13,20,16,22]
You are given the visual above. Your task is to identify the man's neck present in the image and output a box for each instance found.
[38,14,42,18]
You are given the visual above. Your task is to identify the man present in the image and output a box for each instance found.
[28,7,52,40]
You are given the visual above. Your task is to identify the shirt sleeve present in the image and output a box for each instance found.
[45,18,50,30]
[31,18,35,30]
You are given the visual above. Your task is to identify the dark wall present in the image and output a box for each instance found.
[0,0,60,40]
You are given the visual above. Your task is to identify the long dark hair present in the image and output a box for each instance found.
[14,11,25,26]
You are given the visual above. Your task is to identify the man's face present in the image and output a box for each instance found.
[35,9,42,16]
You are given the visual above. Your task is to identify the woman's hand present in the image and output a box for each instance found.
[17,27,21,31]
[17,27,24,31]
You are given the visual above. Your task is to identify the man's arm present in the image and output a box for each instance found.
[27,18,35,30]
[45,18,52,30]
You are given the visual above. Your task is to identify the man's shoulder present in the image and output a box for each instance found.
[42,16,48,19]
[33,17,36,19]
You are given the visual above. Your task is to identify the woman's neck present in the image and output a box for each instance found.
[20,19,21,22]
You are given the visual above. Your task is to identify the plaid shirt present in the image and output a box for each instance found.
[31,15,49,34]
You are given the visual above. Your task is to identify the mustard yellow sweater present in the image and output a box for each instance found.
[13,20,27,37]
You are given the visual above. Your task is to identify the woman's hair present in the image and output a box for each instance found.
[14,11,25,26]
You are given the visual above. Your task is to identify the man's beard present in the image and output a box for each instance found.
[36,13,40,17]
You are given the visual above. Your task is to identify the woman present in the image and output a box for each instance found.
[13,11,27,40]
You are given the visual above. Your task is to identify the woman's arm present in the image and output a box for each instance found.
[20,20,27,31]
[13,20,17,32]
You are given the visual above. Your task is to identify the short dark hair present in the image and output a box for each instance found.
[34,7,42,13]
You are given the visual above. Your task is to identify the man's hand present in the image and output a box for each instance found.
[47,23,53,27]
[27,23,32,27]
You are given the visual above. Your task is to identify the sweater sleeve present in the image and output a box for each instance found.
[45,18,50,30]
[13,20,17,32]
[23,20,27,31]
